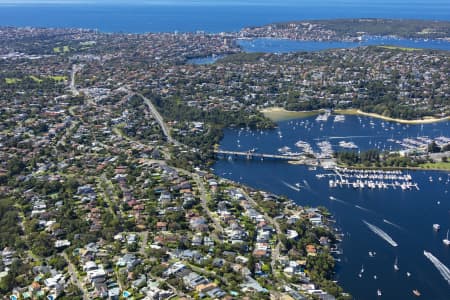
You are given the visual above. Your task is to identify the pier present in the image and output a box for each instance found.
[316,167,420,190]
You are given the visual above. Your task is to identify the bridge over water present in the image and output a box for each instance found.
[214,149,305,161]
[214,150,337,169]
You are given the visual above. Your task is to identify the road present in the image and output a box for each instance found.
[70,64,82,96]
[136,93,180,147]
[191,173,224,240]
[240,189,283,273]
[140,158,225,240]
[99,174,118,216]
[62,252,87,300]
[139,231,149,256]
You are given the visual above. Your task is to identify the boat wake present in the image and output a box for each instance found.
[303,179,312,191]
[355,205,375,214]
[363,220,398,247]
[281,181,300,192]
[329,196,350,206]
[424,250,450,284]
[383,219,405,231]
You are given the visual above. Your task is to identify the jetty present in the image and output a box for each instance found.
[316,167,419,190]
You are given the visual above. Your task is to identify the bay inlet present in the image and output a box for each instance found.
[214,115,450,299]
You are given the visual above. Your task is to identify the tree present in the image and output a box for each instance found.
[428,141,441,153]
[48,255,68,270]
[7,157,26,176]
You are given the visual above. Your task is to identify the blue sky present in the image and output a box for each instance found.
[0,0,297,6]
[2,0,268,5]
[0,0,446,5]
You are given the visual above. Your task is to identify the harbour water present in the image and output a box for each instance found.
[186,55,224,65]
[186,37,450,64]
[214,115,450,299]
[237,36,450,53]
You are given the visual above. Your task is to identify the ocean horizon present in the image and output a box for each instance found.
[0,1,449,33]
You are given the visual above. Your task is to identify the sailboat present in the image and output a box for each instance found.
[394,257,399,271]
[443,229,450,246]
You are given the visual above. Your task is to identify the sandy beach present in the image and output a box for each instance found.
[337,109,450,124]
[261,107,324,121]
[262,107,449,124]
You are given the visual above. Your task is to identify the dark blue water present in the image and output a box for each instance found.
[186,55,224,65]
[221,115,450,154]
[0,1,449,33]
[214,115,450,299]
[238,36,450,53]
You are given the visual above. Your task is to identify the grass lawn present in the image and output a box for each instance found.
[29,75,43,83]
[418,161,450,170]
[5,78,21,84]
[50,75,68,81]
[377,45,421,51]
[54,46,70,53]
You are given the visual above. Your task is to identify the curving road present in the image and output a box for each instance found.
[62,252,87,300]
[70,64,82,96]
[240,189,283,273]
[136,93,180,147]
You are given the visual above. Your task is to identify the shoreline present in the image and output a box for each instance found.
[283,160,450,171]
[335,163,450,172]
[335,109,450,124]
[261,107,450,124]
